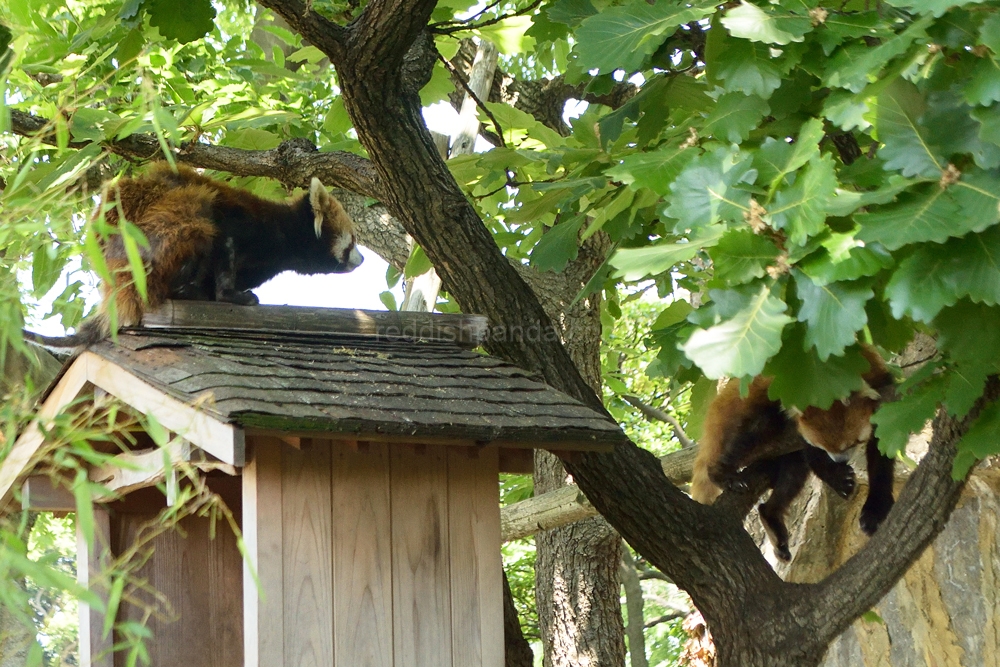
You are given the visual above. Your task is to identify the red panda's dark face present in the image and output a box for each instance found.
[794,395,878,457]
[310,178,364,273]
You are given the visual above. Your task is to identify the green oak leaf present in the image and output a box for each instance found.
[652,300,695,329]
[886,225,1000,322]
[954,401,1000,478]
[721,2,810,45]
[666,148,757,231]
[69,108,122,143]
[574,0,717,74]
[873,373,948,458]
[546,0,598,26]
[605,141,696,195]
[974,103,1000,148]
[799,242,895,285]
[530,216,584,272]
[702,92,770,144]
[981,13,1000,53]
[610,225,725,280]
[794,270,874,360]
[146,0,216,43]
[885,0,988,18]
[753,118,825,188]
[708,229,780,286]
[825,177,913,217]
[681,282,793,379]
[866,298,915,352]
[825,16,932,92]
[764,329,872,409]
[951,171,1000,230]
[963,57,1000,106]
[817,12,884,55]
[944,364,988,418]
[710,36,783,98]
[876,78,945,178]
[922,91,1000,168]
[768,154,838,246]
[933,300,1000,369]
[856,187,960,250]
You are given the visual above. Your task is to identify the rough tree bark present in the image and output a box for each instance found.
[504,571,535,667]
[527,226,625,667]
[239,1,998,663]
[10,0,991,658]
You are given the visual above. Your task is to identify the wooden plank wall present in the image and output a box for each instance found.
[110,477,244,667]
[281,441,335,667]
[391,445,453,667]
[332,442,394,667]
[243,438,503,667]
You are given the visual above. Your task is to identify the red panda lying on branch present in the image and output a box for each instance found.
[690,345,896,561]
[26,163,363,347]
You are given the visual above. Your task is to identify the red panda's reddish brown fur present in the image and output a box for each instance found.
[689,344,896,557]
[690,345,894,506]
[26,163,361,348]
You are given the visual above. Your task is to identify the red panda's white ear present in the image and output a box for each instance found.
[310,177,328,238]
[785,406,803,418]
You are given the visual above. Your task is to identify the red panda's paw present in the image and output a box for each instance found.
[825,465,856,499]
[723,475,750,493]
[218,288,259,306]
[860,495,893,536]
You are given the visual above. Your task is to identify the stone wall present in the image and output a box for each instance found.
[775,456,1000,667]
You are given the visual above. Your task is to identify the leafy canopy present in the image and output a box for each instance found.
[4,0,1000,519]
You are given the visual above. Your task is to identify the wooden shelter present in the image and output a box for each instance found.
[0,302,625,667]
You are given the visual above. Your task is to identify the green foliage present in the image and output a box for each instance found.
[8,0,1000,657]
[682,283,793,379]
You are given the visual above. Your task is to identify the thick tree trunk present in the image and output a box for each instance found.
[504,570,535,667]
[527,228,624,667]
[249,4,993,664]
[535,451,625,667]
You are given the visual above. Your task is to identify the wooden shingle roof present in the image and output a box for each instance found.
[84,303,625,449]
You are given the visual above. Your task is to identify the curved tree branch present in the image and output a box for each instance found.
[256,1,790,652]
[795,378,1000,648]
[256,0,348,61]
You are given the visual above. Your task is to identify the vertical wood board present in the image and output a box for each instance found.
[243,438,285,667]
[78,507,112,667]
[391,445,452,667]
[281,442,335,667]
[332,442,394,667]
[111,508,243,667]
[448,447,503,667]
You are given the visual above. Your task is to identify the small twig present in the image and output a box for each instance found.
[437,53,507,148]
[900,353,937,369]
[637,568,673,583]
[432,0,507,26]
[644,612,688,629]
[622,394,696,449]
[431,0,544,33]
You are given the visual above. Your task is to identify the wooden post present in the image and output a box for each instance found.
[242,438,285,667]
[78,507,112,667]
[448,447,503,667]
[332,441,394,667]
[451,39,499,156]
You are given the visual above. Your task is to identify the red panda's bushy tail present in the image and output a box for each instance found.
[22,315,108,350]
